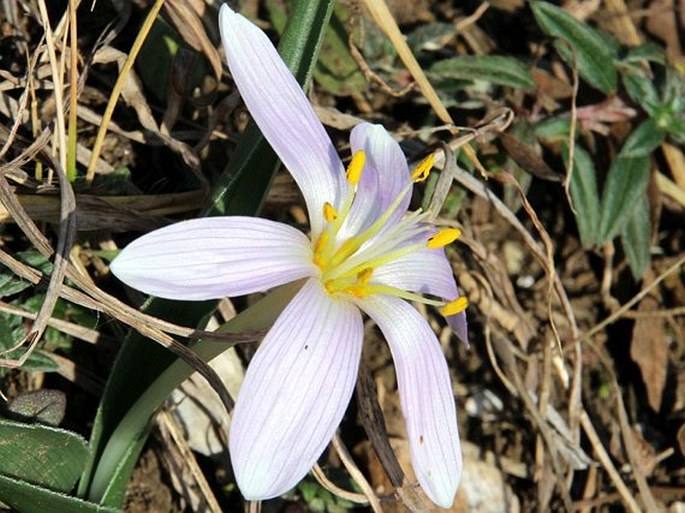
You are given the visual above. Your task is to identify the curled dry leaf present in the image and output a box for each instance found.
[630,295,669,412]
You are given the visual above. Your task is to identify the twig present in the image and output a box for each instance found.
[582,255,685,341]
[332,434,383,512]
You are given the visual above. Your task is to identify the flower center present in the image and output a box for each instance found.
[311,150,467,317]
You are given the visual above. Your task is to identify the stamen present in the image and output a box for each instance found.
[346,150,366,185]
[427,228,462,249]
[441,296,468,316]
[314,231,329,255]
[410,154,434,182]
[323,202,338,222]
[357,268,373,285]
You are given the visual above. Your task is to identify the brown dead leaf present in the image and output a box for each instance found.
[646,0,683,59]
[500,132,560,182]
[630,296,669,412]
[164,0,222,80]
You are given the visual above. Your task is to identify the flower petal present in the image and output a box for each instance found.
[372,246,468,343]
[230,279,363,499]
[219,5,346,237]
[339,123,410,239]
[357,295,462,508]
[111,217,314,300]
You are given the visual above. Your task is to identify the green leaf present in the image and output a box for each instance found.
[621,191,651,280]
[81,2,335,508]
[0,419,88,492]
[598,156,650,242]
[623,42,667,65]
[314,4,368,95]
[621,71,660,115]
[0,474,117,513]
[429,55,535,90]
[266,1,366,96]
[0,268,32,297]
[0,315,59,374]
[564,145,600,247]
[533,116,571,141]
[620,119,666,158]
[407,22,455,54]
[531,1,617,94]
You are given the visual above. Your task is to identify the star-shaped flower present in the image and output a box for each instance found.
[111,5,468,508]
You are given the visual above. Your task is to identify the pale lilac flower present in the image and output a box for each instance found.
[110,4,468,508]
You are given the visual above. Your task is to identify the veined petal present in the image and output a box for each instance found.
[219,5,346,237]
[339,123,411,239]
[357,295,462,509]
[373,246,457,298]
[111,217,315,300]
[372,246,468,344]
[230,279,363,499]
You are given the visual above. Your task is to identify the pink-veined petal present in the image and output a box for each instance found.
[111,217,315,300]
[339,123,411,239]
[219,5,346,237]
[357,295,462,509]
[372,246,468,344]
[230,279,363,499]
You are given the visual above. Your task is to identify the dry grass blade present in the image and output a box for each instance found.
[86,0,166,184]
[362,0,488,176]
[332,434,383,512]
[355,362,429,512]
[36,0,67,172]
[164,0,222,80]
[0,151,74,368]
[157,410,223,513]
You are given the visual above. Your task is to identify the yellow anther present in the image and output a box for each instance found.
[346,150,366,185]
[323,202,338,222]
[314,231,329,256]
[410,154,434,182]
[324,280,336,294]
[344,285,369,298]
[441,296,468,316]
[357,267,373,285]
[427,228,462,249]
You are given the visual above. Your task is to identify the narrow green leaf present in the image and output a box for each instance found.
[531,1,617,94]
[620,119,666,159]
[621,191,651,280]
[0,474,117,513]
[621,72,659,114]
[563,145,600,247]
[598,156,650,242]
[623,42,667,65]
[0,419,88,492]
[429,55,535,90]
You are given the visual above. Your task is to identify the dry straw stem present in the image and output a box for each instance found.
[657,171,685,207]
[157,410,223,513]
[86,0,166,184]
[331,434,384,512]
[0,144,74,369]
[362,0,489,176]
[0,140,258,415]
[36,0,67,174]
